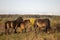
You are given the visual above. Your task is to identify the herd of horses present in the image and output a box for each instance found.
[5,17,51,34]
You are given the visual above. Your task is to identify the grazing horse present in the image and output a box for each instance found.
[16,22,25,33]
[24,20,32,32]
[16,19,32,33]
[5,17,23,34]
[34,19,51,33]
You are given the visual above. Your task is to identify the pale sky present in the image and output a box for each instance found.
[0,0,60,15]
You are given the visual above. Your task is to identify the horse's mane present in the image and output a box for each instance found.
[15,17,23,22]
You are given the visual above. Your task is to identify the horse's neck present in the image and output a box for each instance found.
[14,20,17,23]
[14,20,20,23]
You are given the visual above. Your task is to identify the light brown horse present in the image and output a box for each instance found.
[16,19,32,33]
[24,19,31,32]
[16,22,25,33]
[34,19,51,33]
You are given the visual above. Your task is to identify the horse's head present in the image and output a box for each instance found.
[24,20,31,28]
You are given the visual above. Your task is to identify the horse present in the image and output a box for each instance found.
[23,20,32,33]
[5,17,23,34]
[16,22,25,33]
[16,19,32,33]
[34,18,51,33]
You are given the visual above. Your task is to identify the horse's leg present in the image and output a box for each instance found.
[5,23,7,34]
[7,23,11,34]
[14,25,17,33]
[11,22,14,33]
[44,26,48,33]
[5,27,8,34]
[5,23,10,34]
[14,28,17,33]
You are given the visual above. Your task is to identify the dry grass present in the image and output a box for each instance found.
[0,31,60,40]
[0,15,60,40]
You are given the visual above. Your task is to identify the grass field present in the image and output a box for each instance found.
[0,15,60,40]
[0,32,60,40]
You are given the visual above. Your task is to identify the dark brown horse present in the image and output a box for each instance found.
[5,17,23,34]
[34,19,51,33]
